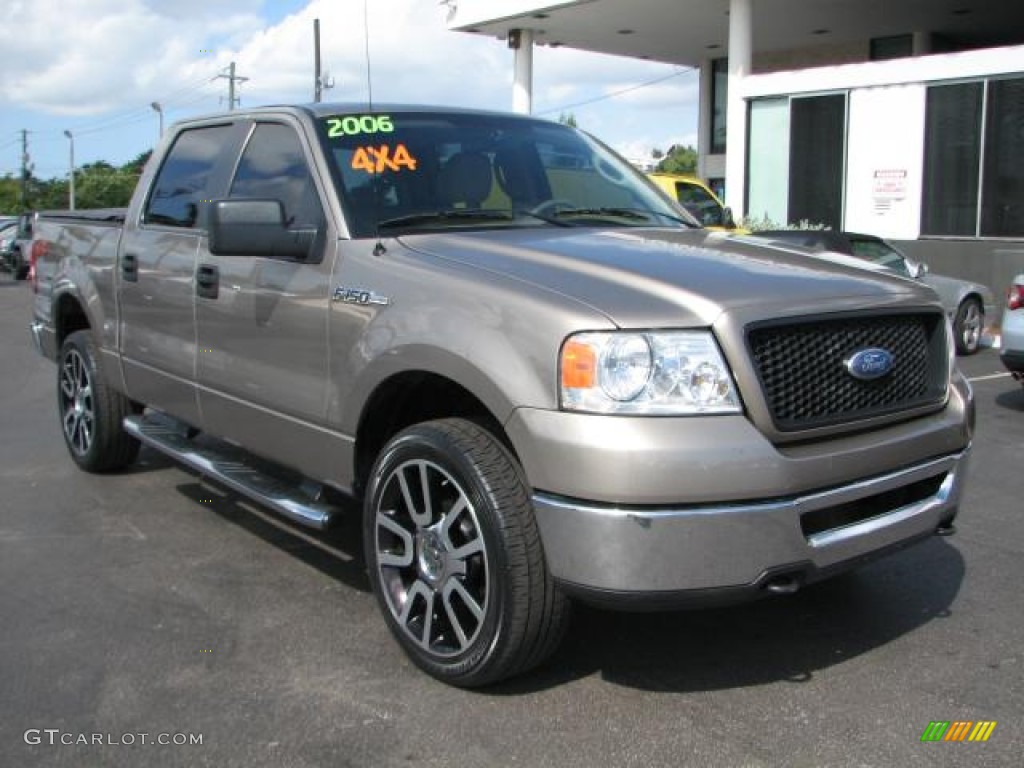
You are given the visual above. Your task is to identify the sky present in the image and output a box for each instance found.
[0,0,700,184]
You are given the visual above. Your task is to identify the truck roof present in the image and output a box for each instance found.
[174,102,550,126]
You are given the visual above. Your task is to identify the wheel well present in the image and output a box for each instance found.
[963,292,984,311]
[55,294,90,348]
[354,372,514,494]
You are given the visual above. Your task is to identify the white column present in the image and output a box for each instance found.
[513,29,534,114]
[724,0,752,217]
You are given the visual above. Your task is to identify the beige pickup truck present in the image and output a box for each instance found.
[30,104,973,686]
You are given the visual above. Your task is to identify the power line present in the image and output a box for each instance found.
[27,69,222,140]
[536,66,696,116]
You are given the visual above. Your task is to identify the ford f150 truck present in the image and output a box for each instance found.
[30,104,973,687]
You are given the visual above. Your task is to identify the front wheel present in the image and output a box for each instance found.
[364,418,569,687]
[58,330,140,472]
[953,298,983,356]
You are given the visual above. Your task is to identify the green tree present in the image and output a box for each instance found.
[654,144,698,175]
[558,112,579,128]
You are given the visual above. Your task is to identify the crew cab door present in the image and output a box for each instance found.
[194,119,337,475]
[118,122,247,424]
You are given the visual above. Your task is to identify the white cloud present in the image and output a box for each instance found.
[0,0,265,114]
[1,0,700,176]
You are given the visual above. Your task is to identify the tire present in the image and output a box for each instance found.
[12,248,28,280]
[364,418,569,687]
[57,330,140,472]
[953,297,983,356]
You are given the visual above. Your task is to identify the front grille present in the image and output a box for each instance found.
[747,313,947,432]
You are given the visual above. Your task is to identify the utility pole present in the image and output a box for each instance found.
[314,18,322,102]
[216,62,249,110]
[20,129,30,209]
[63,130,75,210]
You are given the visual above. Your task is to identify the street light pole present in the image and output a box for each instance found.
[63,130,75,211]
[150,101,163,139]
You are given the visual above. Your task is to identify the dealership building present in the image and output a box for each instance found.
[447,0,1024,293]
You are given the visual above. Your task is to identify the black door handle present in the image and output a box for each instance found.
[196,264,219,299]
[122,253,138,282]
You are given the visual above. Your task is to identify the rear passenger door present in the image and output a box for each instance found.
[194,119,337,474]
[118,122,246,425]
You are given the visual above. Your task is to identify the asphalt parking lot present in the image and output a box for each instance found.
[1,278,1021,768]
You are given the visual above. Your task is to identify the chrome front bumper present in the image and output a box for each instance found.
[533,449,969,606]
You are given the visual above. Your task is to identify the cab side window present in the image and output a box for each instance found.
[230,123,323,229]
[144,125,234,228]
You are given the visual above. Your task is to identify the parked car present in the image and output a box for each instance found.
[647,173,744,231]
[750,230,995,355]
[5,212,35,280]
[1001,276,1024,386]
[0,219,18,271]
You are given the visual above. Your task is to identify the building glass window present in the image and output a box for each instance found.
[710,58,728,155]
[788,94,846,230]
[981,77,1024,237]
[921,82,982,236]
[870,34,913,61]
[922,76,1024,238]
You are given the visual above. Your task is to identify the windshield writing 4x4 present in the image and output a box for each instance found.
[318,112,695,237]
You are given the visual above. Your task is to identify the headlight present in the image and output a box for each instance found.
[560,331,742,415]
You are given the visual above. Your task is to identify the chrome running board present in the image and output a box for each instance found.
[124,412,336,530]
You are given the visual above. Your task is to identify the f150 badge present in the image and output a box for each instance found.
[844,347,894,380]
[333,287,390,306]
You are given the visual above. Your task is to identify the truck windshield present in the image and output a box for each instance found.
[317,111,697,238]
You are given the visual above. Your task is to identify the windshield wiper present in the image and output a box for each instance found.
[550,207,698,227]
[377,208,575,231]
[511,208,574,227]
[376,210,513,230]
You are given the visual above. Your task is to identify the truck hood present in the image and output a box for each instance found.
[399,228,931,328]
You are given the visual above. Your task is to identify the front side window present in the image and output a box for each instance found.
[144,125,234,228]
[230,123,323,229]
[317,111,694,238]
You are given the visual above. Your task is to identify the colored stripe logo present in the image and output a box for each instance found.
[921,721,997,742]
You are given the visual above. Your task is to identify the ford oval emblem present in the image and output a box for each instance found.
[845,347,895,381]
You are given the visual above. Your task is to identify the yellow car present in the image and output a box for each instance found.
[647,173,745,232]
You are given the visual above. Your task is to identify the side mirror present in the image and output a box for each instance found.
[208,199,316,259]
[907,260,929,279]
[722,206,737,229]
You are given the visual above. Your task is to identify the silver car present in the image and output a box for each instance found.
[0,219,19,273]
[751,230,996,355]
[1001,275,1024,386]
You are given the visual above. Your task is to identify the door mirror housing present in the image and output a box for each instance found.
[722,206,737,229]
[906,259,929,279]
[208,199,316,259]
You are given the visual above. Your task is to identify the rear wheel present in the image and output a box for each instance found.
[953,297,983,356]
[58,330,140,472]
[364,418,569,687]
